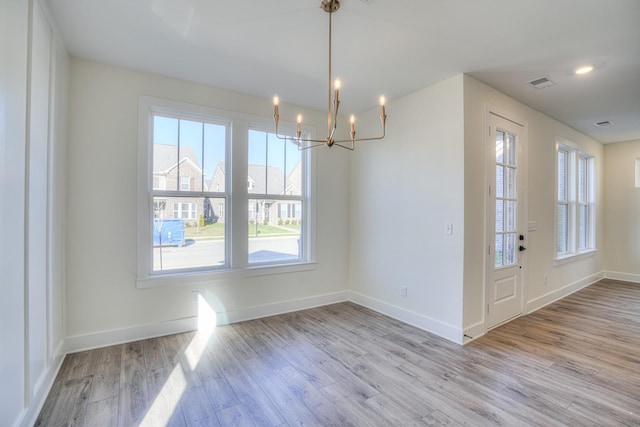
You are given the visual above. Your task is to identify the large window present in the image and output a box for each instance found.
[556,142,595,259]
[137,98,312,285]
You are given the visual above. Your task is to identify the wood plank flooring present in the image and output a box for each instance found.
[36,278,640,426]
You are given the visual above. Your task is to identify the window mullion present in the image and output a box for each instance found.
[231,119,249,270]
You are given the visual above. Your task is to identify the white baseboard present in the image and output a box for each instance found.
[462,321,486,343]
[217,291,349,325]
[19,345,66,427]
[348,291,463,344]
[65,290,349,353]
[525,271,604,313]
[604,271,640,284]
[65,316,198,354]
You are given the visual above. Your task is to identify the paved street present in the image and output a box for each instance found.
[153,236,299,270]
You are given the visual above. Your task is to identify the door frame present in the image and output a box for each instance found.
[484,104,529,331]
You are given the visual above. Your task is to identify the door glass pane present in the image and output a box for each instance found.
[495,129,517,269]
[504,233,516,265]
[506,166,517,199]
[496,165,504,198]
[506,201,517,231]
[496,130,505,163]
[506,133,516,165]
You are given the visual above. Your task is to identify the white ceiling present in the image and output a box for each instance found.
[47,0,640,143]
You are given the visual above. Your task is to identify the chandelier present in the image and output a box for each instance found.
[273,0,387,151]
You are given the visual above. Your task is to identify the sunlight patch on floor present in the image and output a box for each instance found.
[139,293,217,425]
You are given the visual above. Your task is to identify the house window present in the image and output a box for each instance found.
[173,202,197,220]
[138,97,313,285]
[180,176,190,191]
[556,142,595,259]
[248,128,305,264]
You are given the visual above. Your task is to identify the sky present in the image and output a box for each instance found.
[153,115,301,180]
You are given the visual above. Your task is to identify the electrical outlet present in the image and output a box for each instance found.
[191,290,199,303]
[543,275,548,286]
[445,223,453,235]
[401,286,408,297]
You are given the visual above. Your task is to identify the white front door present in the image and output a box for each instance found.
[486,111,527,329]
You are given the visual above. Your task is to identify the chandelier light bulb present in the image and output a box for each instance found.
[273,95,279,106]
[350,114,355,124]
[334,79,341,90]
[297,114,302,124]
[379,95,386,106]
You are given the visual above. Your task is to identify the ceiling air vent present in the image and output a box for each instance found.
[594,120,613,127]
[528,76,556,89]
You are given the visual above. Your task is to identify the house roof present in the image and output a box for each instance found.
[248,164,285,195]
[153,144,200,174]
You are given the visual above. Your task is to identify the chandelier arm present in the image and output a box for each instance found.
[332,135,385,144]
[334,142,355,151]
[274,120,328,144]
[331,117,386,144]
[273,133,328,145]
[297,140,327,151]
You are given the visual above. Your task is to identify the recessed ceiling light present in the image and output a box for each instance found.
[594,120,613,127]
[575,65,595,75]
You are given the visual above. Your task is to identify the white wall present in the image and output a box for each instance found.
[0,1,29,423]
[65,59,351,348]
[604,140,640,282]
[348,75,466,342]
[0,1,69,425]
[463,75,605,335]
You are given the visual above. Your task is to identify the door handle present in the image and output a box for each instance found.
[519,245,527,251]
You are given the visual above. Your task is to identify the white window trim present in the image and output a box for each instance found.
[554,138,596,262]
[137,96,317,288]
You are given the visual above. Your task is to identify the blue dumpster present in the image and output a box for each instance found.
[153,219,185,247]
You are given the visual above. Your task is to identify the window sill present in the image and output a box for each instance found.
[553,249,596,266]
[136,260,317,288]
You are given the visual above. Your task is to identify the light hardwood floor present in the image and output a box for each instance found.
[36,278,640,426]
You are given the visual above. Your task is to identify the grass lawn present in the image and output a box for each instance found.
[185,222,300,239]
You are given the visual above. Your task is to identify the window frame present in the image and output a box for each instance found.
[555,139,596,261]
[137,96,316,288]
[247,125,306,266]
